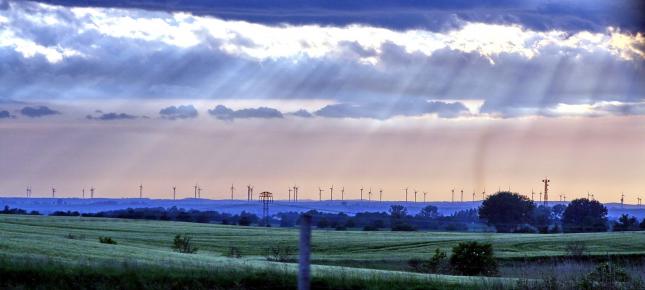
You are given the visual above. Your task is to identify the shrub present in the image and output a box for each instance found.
[579,262,630,289]
[65,233,85,240]
[265,245,295,262]
[98,237,117,244]
[449,242,497,276]
[172,234,198,254]
[407,258,425,272]
[427,248,448,273]
[564,242,587,258]
[226,247,242,258]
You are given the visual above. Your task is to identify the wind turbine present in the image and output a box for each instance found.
[230,184,235,200]
[82,187,85,199]
[318,187,323,201]
[404,187,408,202]
[330,185,334,201]
[423,191,427,203]
[379,188,383,202]
[414,190,418,203]
[139,184,143,199]
[172,186,176,200]
[90,187,95,198]
[288,187,292,201]
[368,188,372,201]
[451,188,455,203]
[472,190,476,202]
[341,187,345,200]
[460,189,464,202]
[51,186,56,198]
[360,187,364,200]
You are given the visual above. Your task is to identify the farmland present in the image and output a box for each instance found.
[1,214,645,289]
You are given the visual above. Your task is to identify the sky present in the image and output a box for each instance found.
[0,0,644,202]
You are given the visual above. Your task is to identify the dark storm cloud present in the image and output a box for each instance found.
[289,109,313,118]
[159,105,198,120]
[596,102,645,116]
[20,106,60,117]
[0,110,12,118]
[208,105,283,120]
[315,99,470,119]
[86,112,138,120]
[25,0,645,33]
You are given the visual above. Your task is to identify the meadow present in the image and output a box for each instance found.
[1,214,644,289]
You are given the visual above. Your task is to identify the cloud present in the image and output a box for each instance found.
[20,106,60,117]
[86,112,137,120]
[289,109,313,118]
[159,104,198,120]
[315,99,470,119]
[0,2,643,120]
[0,109,12,119]
[24,0,645,33]
[208,105,283,120]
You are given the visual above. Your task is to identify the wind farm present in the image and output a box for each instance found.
[1,0,644,289]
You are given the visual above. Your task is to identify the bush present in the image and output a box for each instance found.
[172,234,198,254]
[265,245,295,262]
[564,242,588,258]
[427,248,448,273]
[65,233,85,240]
[226,247,242,258]
[449,242,497,276]
[407,258,425,272]
[579,262,630,289]
[98,237,116,244]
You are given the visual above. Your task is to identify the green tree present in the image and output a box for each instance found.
[478,191,535,232]
[562,198,607,232]
[614,214,638,231]
[416,205,439,219]
[450,242,497,276]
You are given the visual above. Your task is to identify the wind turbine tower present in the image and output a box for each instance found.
[423,192,427,203]
[318,187,323,201]
[139,184,143,199]
[404,187,408,202]
[90,187,94,198]
[414,190,418,203]
[288,187,292,202]
[451,188,455,203]
[330,185,334,201]
[52,186,56,198]
[368,188,372,201]
[460,189,464,202]
[341,187,345,200]
[172,186,176,200]
[379,189,383,202]
[360,187,364,200]
[193,184,198,198]
[621,192,625,208]
[230,184,235,200]
[82,187,85,199]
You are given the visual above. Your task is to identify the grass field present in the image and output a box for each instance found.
[2,214,645,289]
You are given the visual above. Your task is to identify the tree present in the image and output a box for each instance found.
[562,198,608,232]
[389,205,415,231]
[531,205,554,233]
[640,218,645,230]
[172,234,198,253]
[416,205,440,219]
[478,191,535,233]
[614,214,638,231]
[449,242,497,276]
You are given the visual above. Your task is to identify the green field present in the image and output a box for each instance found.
[2,214,645,289]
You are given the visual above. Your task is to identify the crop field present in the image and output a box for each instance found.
[2,214,645,289]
